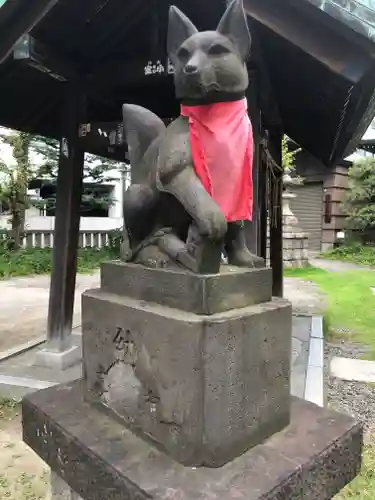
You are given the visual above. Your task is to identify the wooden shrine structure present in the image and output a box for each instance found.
[1,0,375,360]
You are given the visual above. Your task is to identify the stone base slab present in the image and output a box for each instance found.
[34,345,82,371]
[100,261,272,315]
[23,380,362,500]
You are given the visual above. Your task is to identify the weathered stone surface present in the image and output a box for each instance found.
[82,289,291,467]
[51,472,83,500]
[100,261,272,315]
[23,381,363,500]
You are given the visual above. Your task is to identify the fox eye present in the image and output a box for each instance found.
[208,44,230,55]
[177,47,190,61]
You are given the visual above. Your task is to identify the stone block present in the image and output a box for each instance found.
[282,238,295,249]
[22,381,363,500]
[284,249,293,261]
[81,289,292,467]
[100,261,272,315]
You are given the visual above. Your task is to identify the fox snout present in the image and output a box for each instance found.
[184,64,198,75]
[183,55,199,75]
[179,48,220,92]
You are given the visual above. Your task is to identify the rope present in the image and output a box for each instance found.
[329,84,354,163]
[259,136,283,228]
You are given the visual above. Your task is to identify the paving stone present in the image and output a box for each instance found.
[331,357,375,383]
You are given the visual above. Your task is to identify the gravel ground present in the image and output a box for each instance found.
[325,341,375,436]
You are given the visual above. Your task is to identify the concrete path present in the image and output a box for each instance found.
[284,277,326,315]
[310,258,372,272]
[331,357,375,383]
[284,276,326,407]
[0,272,100,353]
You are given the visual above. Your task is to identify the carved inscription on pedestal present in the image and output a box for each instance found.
[112,327,137,365]
[96,327,141,408]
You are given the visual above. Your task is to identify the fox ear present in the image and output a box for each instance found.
[217,0,251,60]
[167,6,198,64]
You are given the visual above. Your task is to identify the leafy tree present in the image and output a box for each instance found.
[0,131,33,248]
[282,135,300,173]
[343,157,375,231]
[31,135,125,214]
[282,135,302,186]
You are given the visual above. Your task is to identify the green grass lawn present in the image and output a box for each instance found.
[285,266,375,498]
[284,266,375,356]
[335,439,375,500]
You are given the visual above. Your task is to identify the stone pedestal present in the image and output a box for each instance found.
[21,260,362,499]
[282,192,309,268]
[82,262,291,467]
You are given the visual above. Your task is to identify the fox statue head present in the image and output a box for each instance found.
[167,0,251,104]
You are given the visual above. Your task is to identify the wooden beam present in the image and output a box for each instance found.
[0,0,58,64]
[13,33,78,81]
[89,58,175,87]
[12,34,118,112]
[78,119,173,161]
[78,121,127,162]
[248,21,282,130]
[46,81,85,351]
[13,33,175,88]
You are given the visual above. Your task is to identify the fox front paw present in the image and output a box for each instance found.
[197,210,227,241]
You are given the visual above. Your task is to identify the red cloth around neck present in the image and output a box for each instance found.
[181,98,253,222]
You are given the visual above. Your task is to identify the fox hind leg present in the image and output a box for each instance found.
[224,221,264,268]
[122,184,159,260]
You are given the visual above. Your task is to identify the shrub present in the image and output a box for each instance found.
[107,228,123,256]
[322,243,375,266]
[0,247,115,279]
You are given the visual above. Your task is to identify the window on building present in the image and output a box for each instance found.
[324,194,332,224]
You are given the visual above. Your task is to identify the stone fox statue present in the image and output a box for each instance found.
[121,0,263,273]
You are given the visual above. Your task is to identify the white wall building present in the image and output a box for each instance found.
[0,127,130,232]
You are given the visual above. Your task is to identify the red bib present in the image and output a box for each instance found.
[181,98,253,222]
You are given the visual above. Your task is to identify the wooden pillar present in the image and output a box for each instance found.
[245,71,262,255]
[46,82,85,351]
[269,128,283,297]
[258,141,268,260]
